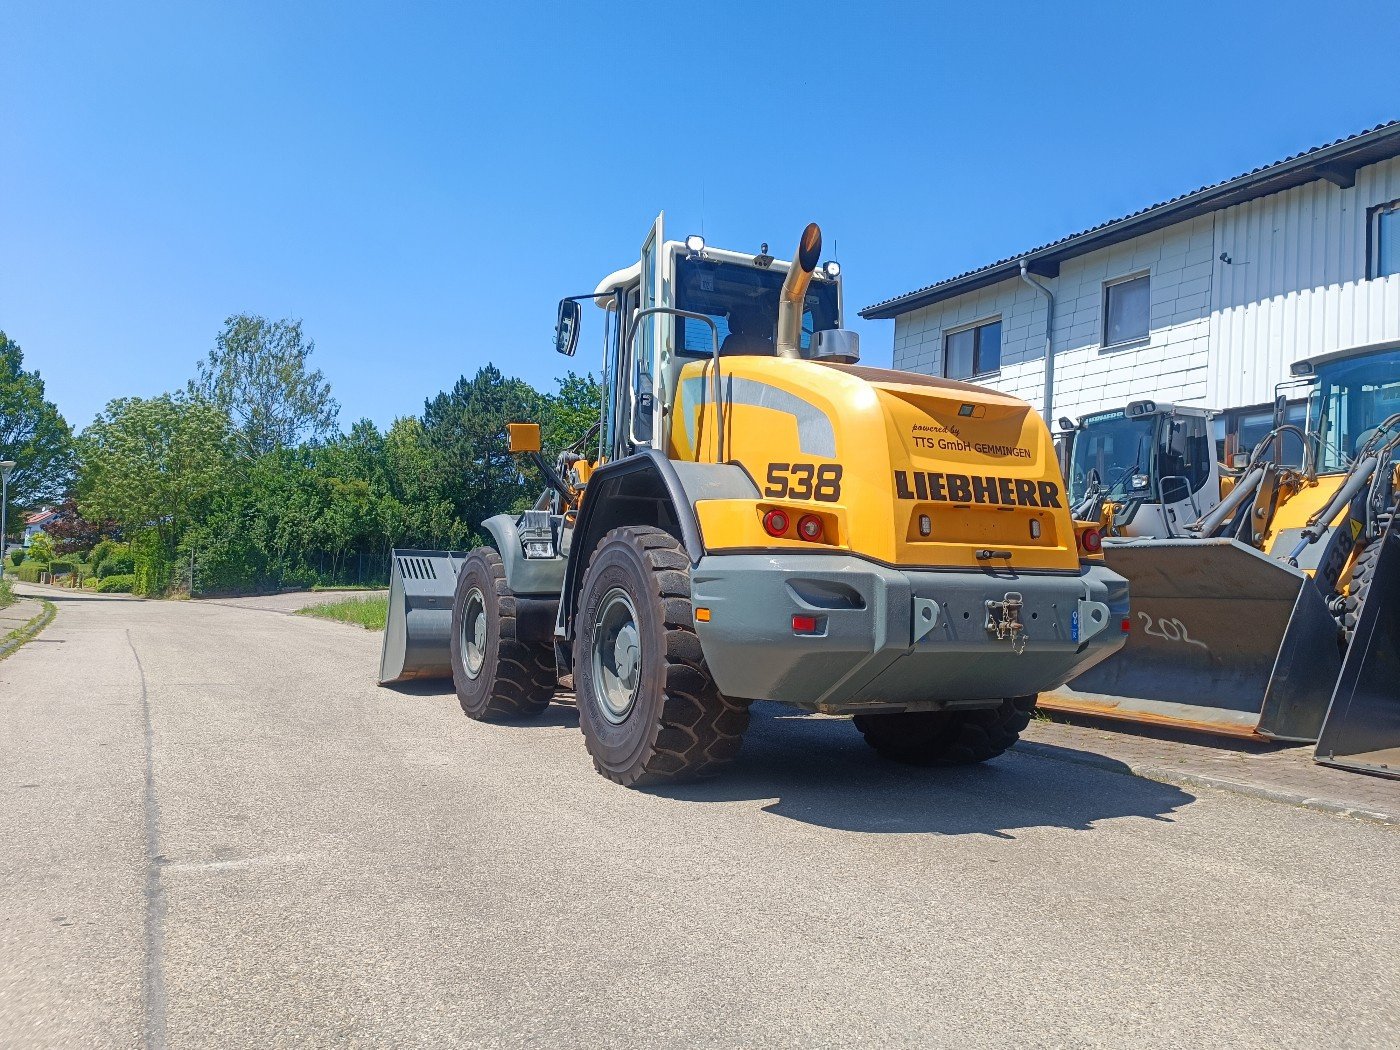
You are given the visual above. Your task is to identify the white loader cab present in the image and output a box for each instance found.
[1065,399,1223,538]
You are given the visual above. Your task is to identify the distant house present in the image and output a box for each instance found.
[22,508,57,547]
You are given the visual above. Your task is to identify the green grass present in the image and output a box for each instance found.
[310,583,387,592]
[297,595,388,631]
[0,576,12,608]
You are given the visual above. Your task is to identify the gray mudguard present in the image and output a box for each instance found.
[482,513,566,597]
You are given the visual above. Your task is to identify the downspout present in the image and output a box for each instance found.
[1019,259,1055,427]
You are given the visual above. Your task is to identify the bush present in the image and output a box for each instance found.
[90,539,119,569]
[96,574,136,593]
[16,562,44,583]
[8,549,24,567]
[97,552,136,579]
[48,558,77,577]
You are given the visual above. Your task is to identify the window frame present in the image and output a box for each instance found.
[1101,271,1151,350]
[1367,198,1400,280]
[942,316,1003,381]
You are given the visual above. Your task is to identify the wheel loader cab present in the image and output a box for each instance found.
[1067,403,1221,538]
[1301,344,1400,473]
[591,218,844,464]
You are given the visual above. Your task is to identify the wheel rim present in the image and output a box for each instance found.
[460,587,487,680]
[592,587,642,725]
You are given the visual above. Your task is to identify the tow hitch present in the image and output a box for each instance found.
[985,591,1027,654]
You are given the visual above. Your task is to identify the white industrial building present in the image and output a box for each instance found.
[861,121,1400,452]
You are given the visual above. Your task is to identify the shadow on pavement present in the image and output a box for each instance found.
[650,703,1196,838]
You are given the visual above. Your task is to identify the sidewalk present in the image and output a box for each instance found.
[1019,714,1400,826]
[0,595,52,657]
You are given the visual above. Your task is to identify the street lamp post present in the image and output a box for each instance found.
[0,460,14,573]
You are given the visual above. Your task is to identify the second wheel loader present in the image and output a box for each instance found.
[1043,342,1400,777]
[381,218,1130,787]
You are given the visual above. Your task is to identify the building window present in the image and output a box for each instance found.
[944,319,1001,380]
[1103,274,1150,347]
[1372,200,1400,279]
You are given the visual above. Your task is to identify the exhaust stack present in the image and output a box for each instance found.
[776,223,822,359]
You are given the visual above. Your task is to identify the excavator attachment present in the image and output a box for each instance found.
[1315,523,1400,777]
[378,549,467,685]
[1042,538,1341,740]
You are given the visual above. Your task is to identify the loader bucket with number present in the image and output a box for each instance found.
[1315,521,1400,777]
[1040,538,1342,741]
[377,549,468,686]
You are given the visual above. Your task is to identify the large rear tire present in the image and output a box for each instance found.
[854,696,1035,766]
[573,526,749,787]
[450,548,556,721]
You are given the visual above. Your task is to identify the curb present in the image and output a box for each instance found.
[0,600,57,661]
[1013,740,1400,828]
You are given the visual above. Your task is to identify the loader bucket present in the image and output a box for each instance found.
[378,549,468,685]
[1042,539,1342,741]
[1315,525,1400,777]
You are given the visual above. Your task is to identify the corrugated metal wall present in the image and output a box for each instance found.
[891,155,1400,419]
[1207,155,1400,407]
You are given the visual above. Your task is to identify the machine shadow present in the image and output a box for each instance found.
[650,703,1196,838]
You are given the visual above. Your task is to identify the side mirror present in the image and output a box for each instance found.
[1230,452,1250,470]
[506,422,542,454]
[1272,393,1288,429]
[555,299,582,357]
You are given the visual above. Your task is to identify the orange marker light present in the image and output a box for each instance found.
[694,608,712,623]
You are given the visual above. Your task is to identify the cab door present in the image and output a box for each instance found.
[633,212,667,451]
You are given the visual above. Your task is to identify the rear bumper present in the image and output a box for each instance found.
[690,553,1129,713]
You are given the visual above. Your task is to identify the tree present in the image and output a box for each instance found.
[542,372,602,457]
[421,365,543,536]
[0,332,75,535]
[191,315,339,455]
[78,395,233,562]
[42,495,119,556]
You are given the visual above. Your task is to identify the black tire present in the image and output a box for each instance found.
[853,696,1035,766]
[450,547,556,721]
[573,526,749,787]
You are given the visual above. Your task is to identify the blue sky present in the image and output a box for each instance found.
[5,1,1398,433]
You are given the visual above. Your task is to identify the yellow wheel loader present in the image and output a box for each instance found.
[382,219,1129,786]
[1043,343,1400,777]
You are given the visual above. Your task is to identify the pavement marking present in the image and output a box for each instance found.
[129,630,169,1050]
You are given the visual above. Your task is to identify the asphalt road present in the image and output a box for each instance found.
[2,588,1397,1049]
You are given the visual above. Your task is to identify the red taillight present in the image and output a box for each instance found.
[797,514,824,542]
[1121,617,1132,633]
[792,614,818,634]
[1080,527,1103,554]
[763,509,790,536]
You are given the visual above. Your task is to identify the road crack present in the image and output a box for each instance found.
[129,630,168,1050]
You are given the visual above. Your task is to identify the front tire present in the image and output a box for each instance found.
[573,526,749,787]
[450,548,556,721]
[854,697,1035,766]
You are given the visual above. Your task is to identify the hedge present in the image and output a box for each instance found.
[96,574,136,593]
[97,552,136,579]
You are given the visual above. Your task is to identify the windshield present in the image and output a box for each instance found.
[673,256,840,358]
[1310,348,1400,473]
[1068,411,1157,503]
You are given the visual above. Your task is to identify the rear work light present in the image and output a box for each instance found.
[763,509,790,536]
[797,514,824,542]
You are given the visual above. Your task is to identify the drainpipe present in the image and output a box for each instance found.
[1019,259,1055,427]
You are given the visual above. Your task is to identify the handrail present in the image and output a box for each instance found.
[623,307,724,460]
